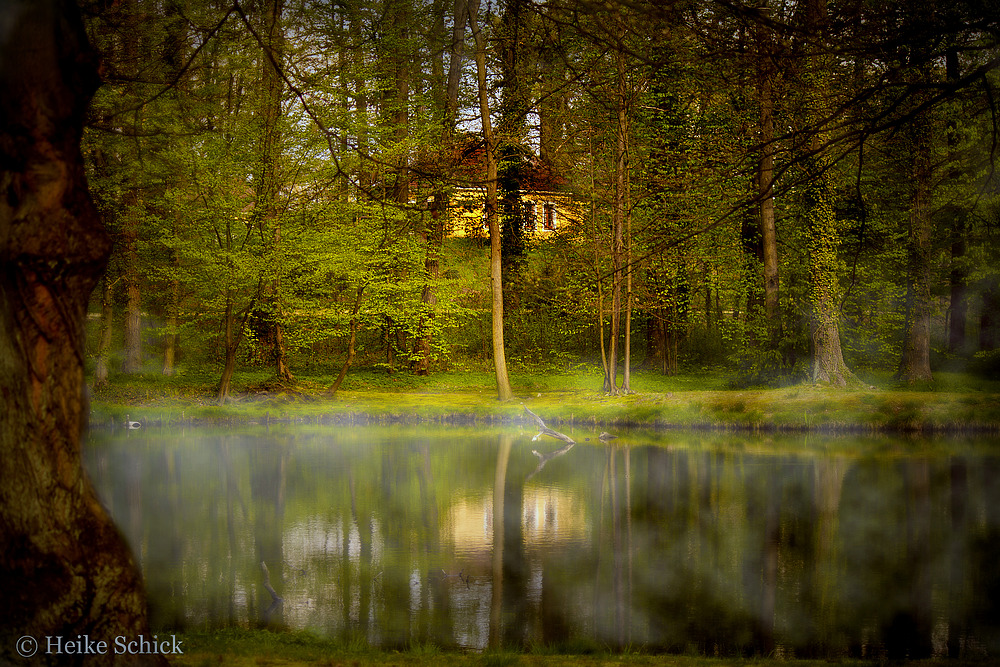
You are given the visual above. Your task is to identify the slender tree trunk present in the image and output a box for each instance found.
[415,200,442,376]
[447,0,468,124]
[897,100,934,383]
[328,286,364,396]
[981,278,1000,352]
[123,197,142,373]
[946,48,968,355]
[218,290,238,403]
[606,41,628,395]
[470,0,513,401]
[391,0,410,205]
[0,2,161,662]
[162,288,178,376]
[590,130,611,386]
[622,164,633,393]
[897,16,936,384]
[949,218,968,353]
[255,0,292,382]
[94,272,115,386]
[414,0,455,376]
[162,255,179,375]
[217,280,255,404]
[756,6,780,341]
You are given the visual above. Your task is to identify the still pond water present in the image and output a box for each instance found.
[84,424,1000,659]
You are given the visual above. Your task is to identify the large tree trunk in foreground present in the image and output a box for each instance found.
[0,1,161,664]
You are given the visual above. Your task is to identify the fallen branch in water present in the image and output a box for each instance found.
[524,407,576,481]
[524,406,575,444]
[260,561,283,604]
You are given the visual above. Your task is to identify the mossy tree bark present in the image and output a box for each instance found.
[802,0,859,388]
[0,0,162,663]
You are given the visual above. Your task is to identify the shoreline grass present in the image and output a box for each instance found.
[88,367,1000,434]
[164,628,991,667]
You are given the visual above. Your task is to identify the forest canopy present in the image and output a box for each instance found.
[79,0,1000,398]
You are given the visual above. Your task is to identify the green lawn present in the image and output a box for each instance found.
[164,629,985,667]
[89,366,1000,433]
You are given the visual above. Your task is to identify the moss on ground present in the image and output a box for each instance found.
[89,367,1000,434]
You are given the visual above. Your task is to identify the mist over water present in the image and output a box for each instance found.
[84,425,1000,659]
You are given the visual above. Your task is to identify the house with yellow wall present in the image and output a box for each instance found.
[447,186,582,239]
[437,137,583,239]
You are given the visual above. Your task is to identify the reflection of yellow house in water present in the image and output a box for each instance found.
[448,188,582,239]
[446,485,589,558]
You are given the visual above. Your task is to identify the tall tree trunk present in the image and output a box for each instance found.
[803,0,858,387]
[981,278,1000,352]
[218,290,238,403]
[949,217,968,354]
[605,39,629,394]
[415,197,444,376]
[162,274,179,376]
[471,0,513,401]
[946,47,968,355]
[255,0,292,382]
[328,286,364,396]
[0,1,161,663]
[538,21,566,170]
[391,0,411,206]
[414,0,452,376]
[123,197,142,373]
[622,153,633,393]
[897,21,935,384]
[756,4,780,341]
[217,281,255,404]
[119,0,143,376]
[897,102,934,383]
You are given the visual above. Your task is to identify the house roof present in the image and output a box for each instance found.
[451,134,568,192]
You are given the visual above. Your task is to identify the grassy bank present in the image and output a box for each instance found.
[164,629,984,667]
[88,366,1000,434]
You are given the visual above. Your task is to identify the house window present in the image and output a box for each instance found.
[543,203,556,230]
[523,201,536,232]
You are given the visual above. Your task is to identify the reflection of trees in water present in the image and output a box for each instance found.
[87,430,1000,658]
[251,436,289,628]
[967,456,1000,657]
[489,434,510,648]
[489,432,533,649]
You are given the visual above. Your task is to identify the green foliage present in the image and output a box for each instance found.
[81,0,1000,393]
